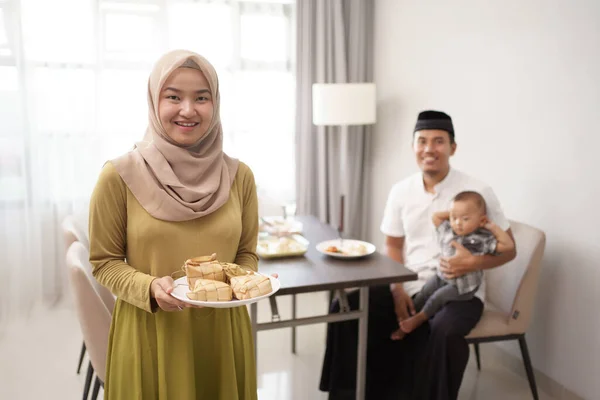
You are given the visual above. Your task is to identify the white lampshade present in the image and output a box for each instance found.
[312,83,376,126]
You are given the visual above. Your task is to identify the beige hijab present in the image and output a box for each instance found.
[112,50,239,222]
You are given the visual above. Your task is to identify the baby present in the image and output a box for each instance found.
[391,190,515,339]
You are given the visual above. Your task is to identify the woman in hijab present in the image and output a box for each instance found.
[89,49,259,399]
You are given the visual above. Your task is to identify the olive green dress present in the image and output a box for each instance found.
[89,161,259,400]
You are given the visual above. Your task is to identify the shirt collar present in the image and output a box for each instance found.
[419,167,455,194]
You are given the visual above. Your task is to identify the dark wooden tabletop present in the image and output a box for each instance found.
[258,215,418,296]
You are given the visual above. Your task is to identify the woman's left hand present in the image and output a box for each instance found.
[439,241,476,279]
[151,276,191,312]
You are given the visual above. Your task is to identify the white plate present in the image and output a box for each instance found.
[257,233,309,259]
[316,239,376,259]
[171,274,281,308]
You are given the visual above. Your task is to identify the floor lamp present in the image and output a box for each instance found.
[311,83,377,242]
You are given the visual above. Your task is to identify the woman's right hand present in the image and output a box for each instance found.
[150,276,189,312]
[390,284,415,323]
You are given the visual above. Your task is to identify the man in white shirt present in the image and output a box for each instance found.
[319,110,516,400]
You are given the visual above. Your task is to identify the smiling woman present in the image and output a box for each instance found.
[159,66,214,146]
[88,50,260,400]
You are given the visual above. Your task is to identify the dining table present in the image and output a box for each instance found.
[252,215,418,400]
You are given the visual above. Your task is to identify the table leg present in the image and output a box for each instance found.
[337,289,351,312]
[291,293,297,354]
[251,302,258,366]
[356,286,369,400]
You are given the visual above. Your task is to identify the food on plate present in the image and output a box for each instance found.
[220,262,250,281]
[184,259,226,288]
[257,235,307,255]
[324,243,368,256]
[186,279,232,302]
[186,253,217,264]
[182,254,273,302]
[229,273,273,300]
[325,245,342,253]
[345,243,368,256]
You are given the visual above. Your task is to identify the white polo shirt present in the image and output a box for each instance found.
[380,168,510,300]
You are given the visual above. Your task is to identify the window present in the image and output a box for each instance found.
[1,0,296,205]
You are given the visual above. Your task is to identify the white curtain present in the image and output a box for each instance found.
[0,0,296,328]
[295,0,373,240]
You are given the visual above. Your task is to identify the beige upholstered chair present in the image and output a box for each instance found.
[62,215,92,376]
[61,214,89,252]
[64,234,114,378]
[466,220,546,400]
[69,241,115,312]
[67,242,112,400]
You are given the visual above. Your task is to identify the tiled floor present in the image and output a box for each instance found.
[0,292,553,399]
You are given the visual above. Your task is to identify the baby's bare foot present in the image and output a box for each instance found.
[390,328,406,341]
[400,312,428,334]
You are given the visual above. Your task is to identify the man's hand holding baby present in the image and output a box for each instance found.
[439,241,477,279]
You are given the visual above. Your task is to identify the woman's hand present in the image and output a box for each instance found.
[150,276,190,312]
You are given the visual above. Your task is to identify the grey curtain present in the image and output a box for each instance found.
[295,0,374,240]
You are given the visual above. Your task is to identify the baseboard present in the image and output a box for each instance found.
[484,343,586,400]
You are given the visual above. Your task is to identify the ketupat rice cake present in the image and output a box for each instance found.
[183,254,272,302]
[184,260,226,288]
[186,279,232,302]
[220,262,250,282]
[230,273,273,300]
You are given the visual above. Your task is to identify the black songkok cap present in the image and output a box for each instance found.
[414,110,454,140]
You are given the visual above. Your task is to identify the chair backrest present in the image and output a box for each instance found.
[68,241,115,314]
[67,243,111,382]
[485,220,546,333]
[258,194,286,218]
[61,214,90,254]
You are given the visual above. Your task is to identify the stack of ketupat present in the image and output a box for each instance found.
[182,254,272,302]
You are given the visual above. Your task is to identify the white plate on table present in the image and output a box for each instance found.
[171,274,281,308]
[316,239,376,259]
[257,233,309,259]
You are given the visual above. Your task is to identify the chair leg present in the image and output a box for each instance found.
[474,343,481,371]
[77,342,86,374]
[91,376,101,400]
[83,361,94,400]
[518,335,539,400]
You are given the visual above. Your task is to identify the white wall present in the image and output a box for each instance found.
[370,1,600,398]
